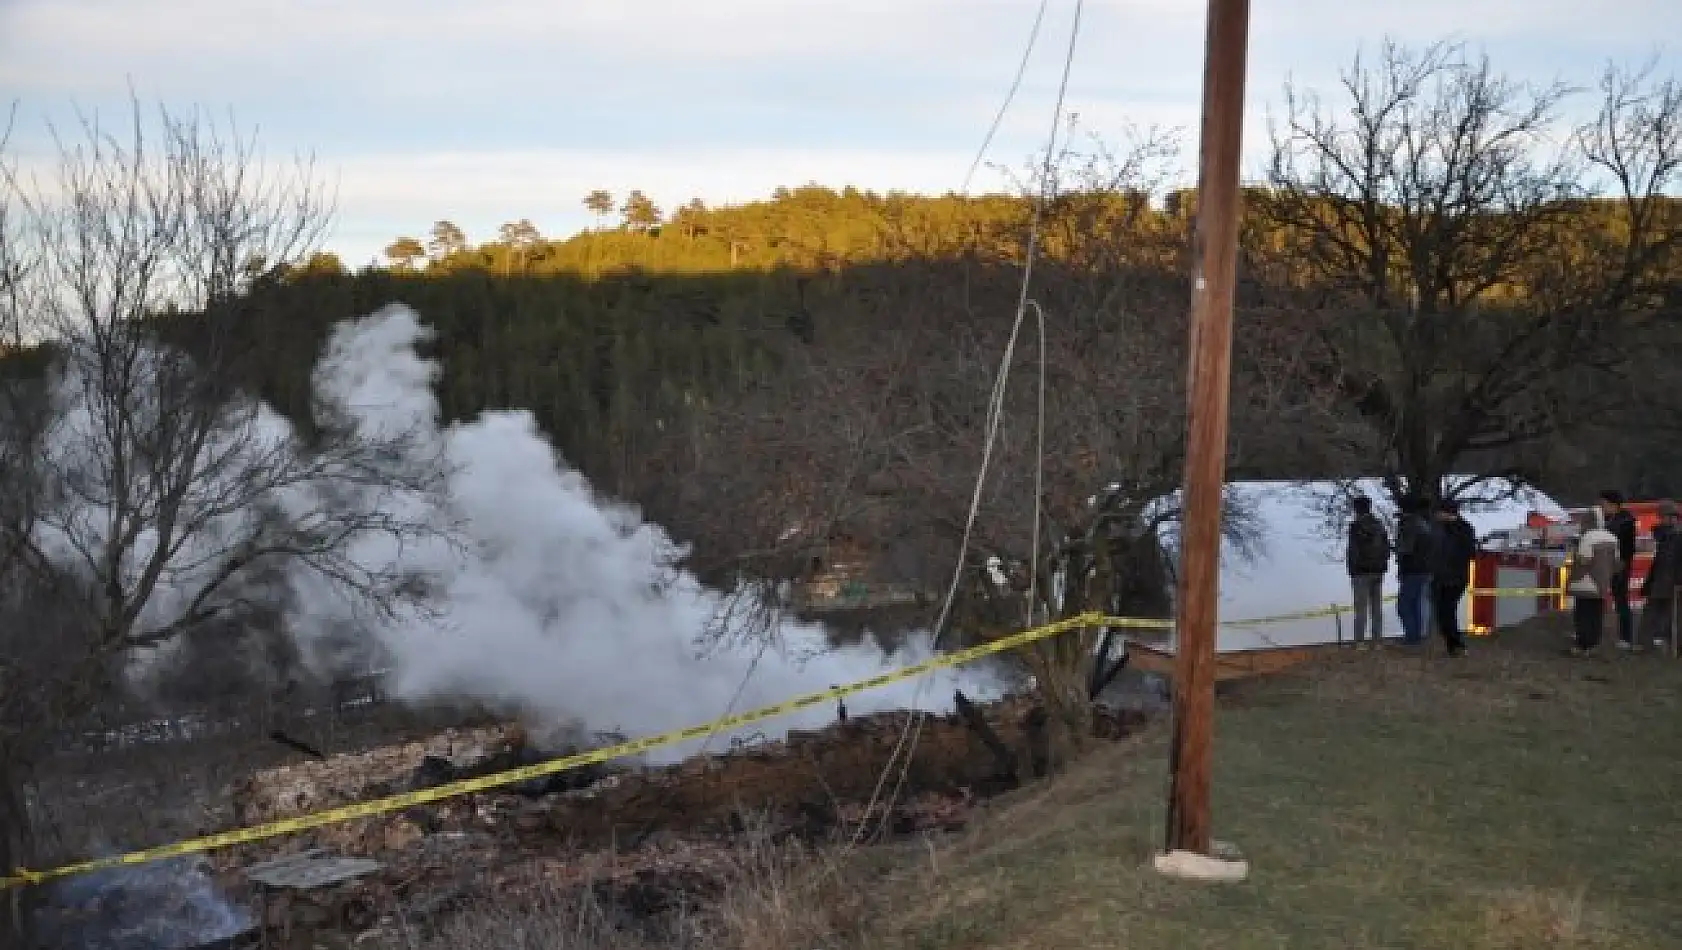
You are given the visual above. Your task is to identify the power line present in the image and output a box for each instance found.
[853,0,1086,846]
[961,0,1052,195]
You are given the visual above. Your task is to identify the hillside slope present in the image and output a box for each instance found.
[875,619,1682,949]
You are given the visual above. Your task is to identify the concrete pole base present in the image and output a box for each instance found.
[1152,840,1249,883]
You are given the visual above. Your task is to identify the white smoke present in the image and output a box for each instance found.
[299,304,1006,761]
[35,303,1004,763]
[40,858,254,950]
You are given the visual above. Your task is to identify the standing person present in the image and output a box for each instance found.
[1598,490,1638,650]
[1639,500,1680,652]
[1346,496,1390,649]
[1430,499,1478,657]
[1395,494,1435,646]
[1567,507,1623,656]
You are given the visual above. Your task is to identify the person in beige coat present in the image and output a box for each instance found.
[1567,508,1624,656]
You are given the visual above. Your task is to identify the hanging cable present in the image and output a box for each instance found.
[852,0,1085,846]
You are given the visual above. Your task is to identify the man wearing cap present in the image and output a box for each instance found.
[1640,500,1681,652]
[1598,490,1638,649]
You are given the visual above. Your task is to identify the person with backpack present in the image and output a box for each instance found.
[1567,507,1623,656]
[1394,494,1436,646]
[1345,495,1390,649]
[1430,499,1478,657]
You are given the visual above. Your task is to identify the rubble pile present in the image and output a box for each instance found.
[235,699,1148,845]
[230,725,512,825]
[204,696,1151,947]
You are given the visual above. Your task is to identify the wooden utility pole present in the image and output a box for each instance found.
[1164,0,1251,858]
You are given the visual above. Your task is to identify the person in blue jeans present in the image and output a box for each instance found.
[1394,494,1436,644]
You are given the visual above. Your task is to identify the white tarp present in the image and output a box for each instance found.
[1158,477,1567,653]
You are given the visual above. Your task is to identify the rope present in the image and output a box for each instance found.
[853,0,1085,846]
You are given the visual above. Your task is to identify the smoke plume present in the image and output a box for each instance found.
[41,303,1001,762]
[38,858,253,950]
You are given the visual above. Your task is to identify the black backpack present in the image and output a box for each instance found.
[1351,516,1390,571]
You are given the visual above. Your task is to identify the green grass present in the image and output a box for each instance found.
[874,617,1682,950]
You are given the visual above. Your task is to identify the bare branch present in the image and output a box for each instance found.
[1253,38,1672,504]
[0,99,447,672]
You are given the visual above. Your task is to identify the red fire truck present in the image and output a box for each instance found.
[1467,503,1661,635]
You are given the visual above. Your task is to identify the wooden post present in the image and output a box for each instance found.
[1164,0,1251,858]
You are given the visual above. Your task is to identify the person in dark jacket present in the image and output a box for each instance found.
[1345,495,1391,648]
[1394,494,1435,645]
[1598,490,1638,649]
[1430,499,1478,657]
[1639,499,1680,652]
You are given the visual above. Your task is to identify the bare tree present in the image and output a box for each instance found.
[0,106,27,355]
[1573,59,1682,312]
[1255,41,1682,505]
[1,102,448,653]
[0,104,450,935]
[0,101,57,949]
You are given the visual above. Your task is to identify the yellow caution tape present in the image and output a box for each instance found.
[0,585,1571,891]
[1,611,1114,891]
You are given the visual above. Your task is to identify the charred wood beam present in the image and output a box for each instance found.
[1089,627,1119,698]
[268,730,326,760]
[1090,644,1132,700]
[953,690,1018,784]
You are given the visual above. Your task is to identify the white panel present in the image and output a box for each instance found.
[1494,566,1538,627]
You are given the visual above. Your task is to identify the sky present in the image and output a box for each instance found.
[1,0,1677,267]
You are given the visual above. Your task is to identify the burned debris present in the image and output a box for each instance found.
[191,693,1152,946]
[34,682,1158,950]
[405,726,613,799]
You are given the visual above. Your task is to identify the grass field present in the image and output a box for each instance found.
[873,616,1682,950]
